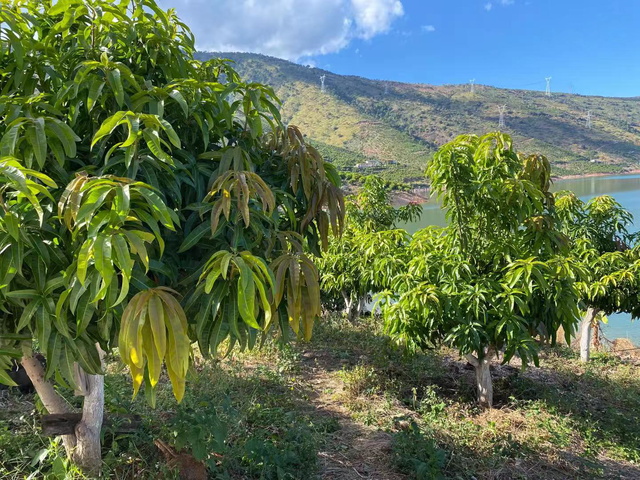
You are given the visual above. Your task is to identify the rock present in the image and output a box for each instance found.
[0,354,46,394]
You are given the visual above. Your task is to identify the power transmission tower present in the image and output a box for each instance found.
[545,77,552,97]
[586,110,592,129]
[320,75,326,93]
[498,105,507,129]
[384,82,389,95]
[470,79,475,94]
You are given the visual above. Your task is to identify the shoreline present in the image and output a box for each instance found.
[391,168,640,206]
[552,167,640,181]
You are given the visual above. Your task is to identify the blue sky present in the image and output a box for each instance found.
[159,0,640,98]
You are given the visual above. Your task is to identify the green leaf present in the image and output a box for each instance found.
[137,187,174,229]
[236,259,259,329]
[36,306,52,350]
[178,222,210,253]
[3,212,19,241]
[107,68,124,107]
[123,230,149,271]
[77,238,94,286]
[87,77,105,113]
[0,124,22,156]
[169,89,188,117]
[142,128,172,164]
[94,234,114,288]
[112,234,133,277]
[17,299,41,331]
[76,293,96,336]
[92,111,128,148]
[26,119,47,168]
[159,119,181,148]
[0,369,18,387]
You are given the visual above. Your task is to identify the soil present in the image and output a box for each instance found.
[298,348,408,479]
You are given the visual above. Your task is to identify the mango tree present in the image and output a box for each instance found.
[379,133,582,408]
[555,193,640,361]
[0,0,343,473]
[317,176,419,319]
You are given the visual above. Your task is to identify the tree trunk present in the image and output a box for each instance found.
[537,323,549,344]
[466,348,495,409]
[71,366,105,475]
[347,296,365,321]
[343,291,364,321]
[21,355,77,454]
[580,307,598,363]
[342,290,353,316]
[21,345,105,475]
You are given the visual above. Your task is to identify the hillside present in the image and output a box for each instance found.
[196,52,640,187]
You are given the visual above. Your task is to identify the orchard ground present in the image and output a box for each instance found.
[2,315,639,479]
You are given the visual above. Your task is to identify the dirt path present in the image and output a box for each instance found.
[298,349,407,480]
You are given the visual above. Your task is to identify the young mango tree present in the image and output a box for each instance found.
[379,133,583,408]
[555,192,640,361]
[317,176,419,319]
[0,0,343,473]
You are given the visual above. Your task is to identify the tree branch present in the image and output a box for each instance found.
[21,355,78,453]
[464,353,479,367]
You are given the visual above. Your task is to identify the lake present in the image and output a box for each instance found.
[403,174,640,345]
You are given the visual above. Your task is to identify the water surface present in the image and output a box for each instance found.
[403,174,640,345]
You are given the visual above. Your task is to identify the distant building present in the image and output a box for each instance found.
[355,159,383,170]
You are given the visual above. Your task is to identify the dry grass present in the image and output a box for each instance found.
[2,315,639,479]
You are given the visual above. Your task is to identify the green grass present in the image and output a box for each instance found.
[2,316,639,479]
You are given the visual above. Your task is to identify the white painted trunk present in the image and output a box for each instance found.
[475,359,493,408]
[342,291,353,315]
[580,308,597,363]
[466,348,495,408]
[343,291,364,321]
[21,346,105,475]
[72,368,105,474]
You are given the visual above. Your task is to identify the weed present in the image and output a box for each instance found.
[392,421,446,479]
[338,364,382,397]
[164,404,227,468]
[242,426,317,479]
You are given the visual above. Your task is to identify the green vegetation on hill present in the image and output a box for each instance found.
[196,51,640,186]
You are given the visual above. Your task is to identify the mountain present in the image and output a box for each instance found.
[196,52,640,188]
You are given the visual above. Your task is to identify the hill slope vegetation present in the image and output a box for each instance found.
[197,52,640,187]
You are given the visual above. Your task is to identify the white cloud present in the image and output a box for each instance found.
[421,25,435,33]
[485,0,514,11]
[158,0,404,61]
[350,0,404,39]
